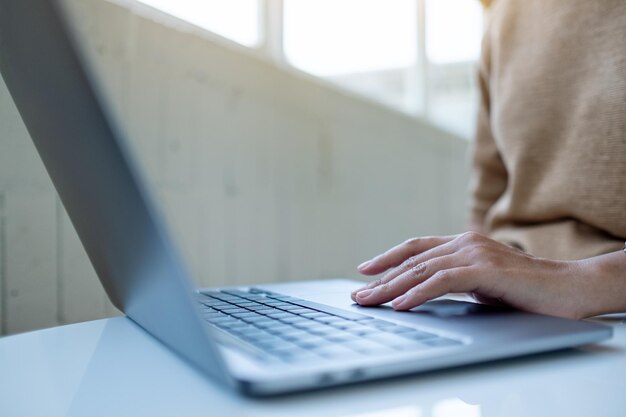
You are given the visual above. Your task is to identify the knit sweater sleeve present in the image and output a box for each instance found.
[468,27,508,230]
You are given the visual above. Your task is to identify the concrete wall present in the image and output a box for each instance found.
[0,0,470,335]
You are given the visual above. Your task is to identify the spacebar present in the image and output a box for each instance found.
[284,298,374,321]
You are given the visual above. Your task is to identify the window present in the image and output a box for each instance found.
[282,0,483,138]
[426,0,483,65]
[133,0,484,138]
[283,0,419,113]
[425,0,484,137]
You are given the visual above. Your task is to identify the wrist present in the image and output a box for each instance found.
[572,251,626,318]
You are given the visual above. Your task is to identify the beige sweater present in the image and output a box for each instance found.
[470,0,626,260]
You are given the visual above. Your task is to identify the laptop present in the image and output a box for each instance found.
[0,0,612,396]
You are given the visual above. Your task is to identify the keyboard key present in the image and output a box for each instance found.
[279,316,310,324]
[300,312,330,319]
[213,319,244,329]
[363,319,398,328]
[362,333,413,345]
[308,328,338,337]
[344,326,380,336]
[221,289,263,299]
[206,315,237,324]
[267,295,300,302]
[266,325,300,335]
[230,325,262,335]
[421,338,462,347]
[327,320,358,330]
[391,342,433,351]
[248,288,271,294]
[292,337,328,349]
[231,312,264,320]
[325,333,360,343]
[250,333,284,343]
[260,300,285,306]
[399,330,438,341]
[248,320,276,328]
[256,320,293,329]
[280,330,312,340]
[296,321,329,330]
[383,325,419,334]
[312,345,360,359]
[246,304,272,312]
[242,316,275,324]
[313,316,345,324]
[344,340,397,355]
[267,345,315,359]
[226,322,254,331]
[198,291,223,298]
[232,302,258,307]
[271,303,298,309]
[301,320,331,328]
[337,321,364,328]
[265,312,296,319]
[220,307,249,314]
[243,295,266,301]
[256,339,293,350]
[283,307,317,314]
[235,329,275,341]
[212,295,240,303]
[201,300,230,308]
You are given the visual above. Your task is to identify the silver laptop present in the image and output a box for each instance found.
[0,0,611,396]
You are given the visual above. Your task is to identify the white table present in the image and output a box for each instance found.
[1,313,625,417]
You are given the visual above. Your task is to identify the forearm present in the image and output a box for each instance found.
[575,249,626,318]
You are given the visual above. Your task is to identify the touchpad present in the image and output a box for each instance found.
[411,299,511,317]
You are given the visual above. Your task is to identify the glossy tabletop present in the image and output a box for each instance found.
[1,313,625,417]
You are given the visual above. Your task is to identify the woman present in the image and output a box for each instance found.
[352,0,626,319]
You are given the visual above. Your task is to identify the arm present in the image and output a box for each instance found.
[352,233,626,319]
[576,248,626,317]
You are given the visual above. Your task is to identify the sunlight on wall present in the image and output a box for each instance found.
[135,0,260,46]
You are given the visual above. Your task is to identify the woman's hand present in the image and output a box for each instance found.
[351,232,589,319]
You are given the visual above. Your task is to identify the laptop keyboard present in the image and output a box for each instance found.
[197,288,463,362]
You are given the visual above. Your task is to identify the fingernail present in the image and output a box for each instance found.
[392,295,407,309]
[351,286,368,296]
[357,260,373,270]
[356,289,373,300]
[367,280,382,289]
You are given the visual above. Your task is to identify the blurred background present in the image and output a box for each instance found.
[0,0,483,335]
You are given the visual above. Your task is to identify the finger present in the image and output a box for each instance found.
[357,235,457,276]
[379,239,461,288]
[355,254,467,306]
[351,238,460,300]
[391,267,478,310]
